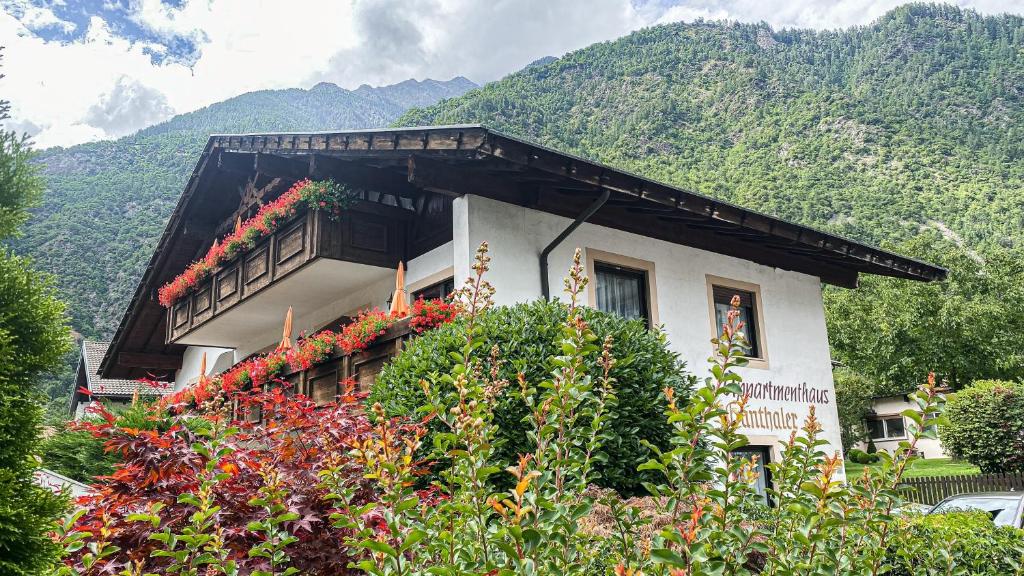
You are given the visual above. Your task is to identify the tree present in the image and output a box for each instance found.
[825,232,1024,394]
[0,53,72,575]
[939,380,1024,473]
[833,367,877,451]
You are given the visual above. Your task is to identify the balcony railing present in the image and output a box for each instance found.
[166,204,407,344]
[239,318,414,421]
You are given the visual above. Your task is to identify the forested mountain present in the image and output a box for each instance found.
[399,4,1024,253]
[13,77,476,341]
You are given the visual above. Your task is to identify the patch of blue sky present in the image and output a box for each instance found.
[5,0,202,66]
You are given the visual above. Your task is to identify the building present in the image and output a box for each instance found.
[69,340,172,419]
[97,125,945,481]
[857,393,949,459]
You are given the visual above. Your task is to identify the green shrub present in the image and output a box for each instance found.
[847,448,880,465]
[369,299,696,495]
[939,379,1024,473]
[42,400,190,484]
[889,511,1024,575]
[40,426,116,483]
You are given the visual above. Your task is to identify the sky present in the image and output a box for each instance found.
[1,0,1022,149]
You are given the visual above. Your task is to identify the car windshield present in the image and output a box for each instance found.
[932,496,1022,527]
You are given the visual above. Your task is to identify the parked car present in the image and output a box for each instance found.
[928,492,1024,528]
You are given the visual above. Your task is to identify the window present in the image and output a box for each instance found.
[708,277,766,362]
[866,416,906,440]
[732,445,772,504]
[595,263,649,322]
[585,249,658,325]
[412,276,455,301]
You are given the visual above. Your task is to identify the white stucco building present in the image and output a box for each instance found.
[98,126,946,488]
[855,393,949,459]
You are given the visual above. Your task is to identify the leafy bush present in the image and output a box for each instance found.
[41,401,177,483]
[888,511,1024,575]
[0,96,72,576]
[833,367,876,449]
[847,448,880,464]
[55,388,387,576]
[40,426,117,484]
[939,379,1024,473]
[369,298,696,495]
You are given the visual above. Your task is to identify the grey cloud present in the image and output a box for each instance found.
[84,76,175,138]
[315,0,642,88]
[319,0,435,88]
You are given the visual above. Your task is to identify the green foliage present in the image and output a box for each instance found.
[40,400,170,483]
[826,232,1024,393]
[939,379,1024,473]
[0,70,73,575]
[846,448,880,465]
[833,367,877,450]
[39,425,116,484]
[889,511,1024,575]
[369,298,695,495]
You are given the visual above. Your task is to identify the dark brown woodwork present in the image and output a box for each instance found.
[118,352,183,370]
[407,155,522,201]
[167,205,405,343]
[241,319,413,414]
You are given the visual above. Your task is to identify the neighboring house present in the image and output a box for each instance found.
[96,125,945,491]
[68,340,173,419]
[856,393,948,459]
[33,468,90,498]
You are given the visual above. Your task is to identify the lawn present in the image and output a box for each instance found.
[844,457,980,479]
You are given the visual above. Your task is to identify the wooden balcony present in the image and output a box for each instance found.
[239,318,414,420]
[166,204,407,346]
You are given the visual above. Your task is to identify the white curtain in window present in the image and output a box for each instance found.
[595,268,643,320]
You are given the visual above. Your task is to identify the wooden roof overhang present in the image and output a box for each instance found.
[100,124,946,379]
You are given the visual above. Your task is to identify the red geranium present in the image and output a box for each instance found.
[158,179,354,308]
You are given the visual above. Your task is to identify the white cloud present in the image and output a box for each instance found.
[1,0,1023,149]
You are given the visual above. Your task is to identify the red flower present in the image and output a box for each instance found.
[157,179,352,308]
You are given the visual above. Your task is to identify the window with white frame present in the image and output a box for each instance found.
[866,416,906,440]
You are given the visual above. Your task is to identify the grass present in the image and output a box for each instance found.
[844,457,980,479]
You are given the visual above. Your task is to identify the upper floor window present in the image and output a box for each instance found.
[595,263,649,322]
[707,276,768,367]
[586,249,658,325]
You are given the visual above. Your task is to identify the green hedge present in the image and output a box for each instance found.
[889,511,1024,575]
[939,379,1024,473]
[369,300,696,495]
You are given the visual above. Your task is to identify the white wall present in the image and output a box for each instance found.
[175,346,233,391]
[453,194,844,468]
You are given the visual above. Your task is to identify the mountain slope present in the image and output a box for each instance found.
[398,4,1024,254]
[14,77,476,339]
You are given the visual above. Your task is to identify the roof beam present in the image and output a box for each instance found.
[118,352,183,370]
[312,154,418,198]
[407,154,524,201]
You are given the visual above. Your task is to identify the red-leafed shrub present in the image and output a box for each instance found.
[408,297,459,333]
[57,386,429,576]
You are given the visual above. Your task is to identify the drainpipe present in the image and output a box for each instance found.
[540,187,611,300]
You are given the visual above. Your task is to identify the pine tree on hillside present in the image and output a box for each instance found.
[0,53,72,575]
